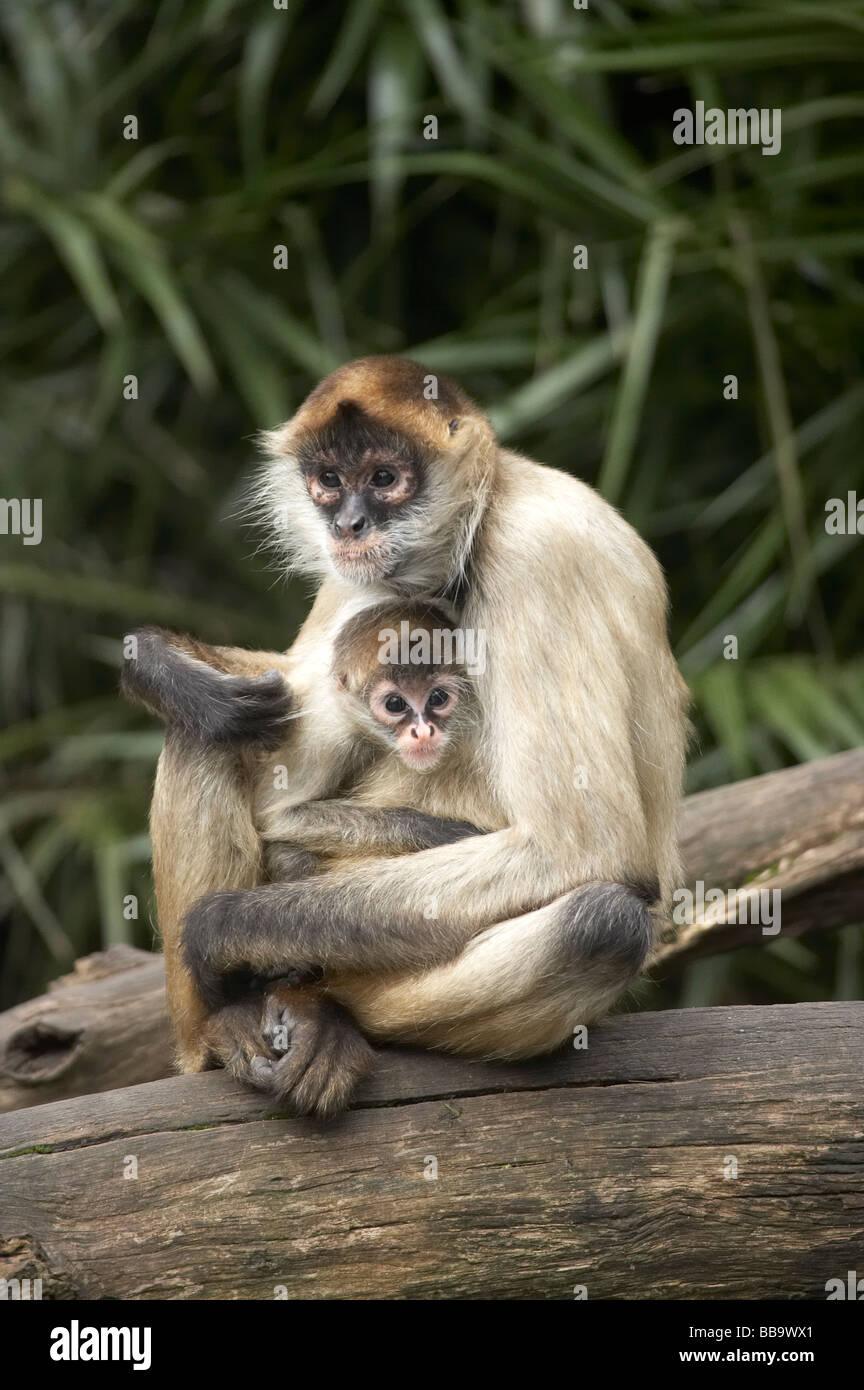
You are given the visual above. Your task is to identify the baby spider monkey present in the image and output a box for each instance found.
[123,601,489,1113]
[257,598,488,884]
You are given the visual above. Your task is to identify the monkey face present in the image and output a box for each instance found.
[367,673,461,771]
[298,404,428,582]
[260,357,497,589]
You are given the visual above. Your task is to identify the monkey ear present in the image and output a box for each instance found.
[335,671,347,690]
[447,418,460,435]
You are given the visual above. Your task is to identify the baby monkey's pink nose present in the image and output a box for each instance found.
[411,720,436,743]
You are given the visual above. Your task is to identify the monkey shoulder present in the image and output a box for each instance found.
[486,452,666,603]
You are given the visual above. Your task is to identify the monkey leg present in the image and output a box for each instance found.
[181,826,659,1011]
[122,627,294,747]
[131,631,302,1071]
[327,883,657,1061]
[199,883,656,1118]
[142,587,369,1078]
[152,732,266,1072]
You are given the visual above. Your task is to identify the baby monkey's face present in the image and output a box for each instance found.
[367,670,461,771]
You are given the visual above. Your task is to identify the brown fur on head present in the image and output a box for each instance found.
[332,600,471,772]
[287,357,488,456]
[258,356,498,592]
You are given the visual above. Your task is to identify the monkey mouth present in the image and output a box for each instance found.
[329,539,390,579]
[400,743,444,771]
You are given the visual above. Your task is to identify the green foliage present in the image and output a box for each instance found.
[1,0,862,1008]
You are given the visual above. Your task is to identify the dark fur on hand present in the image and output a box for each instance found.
[121,627,292,747]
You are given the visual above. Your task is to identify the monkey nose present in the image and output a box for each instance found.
[411,722,436,742]
[334,513,368,539]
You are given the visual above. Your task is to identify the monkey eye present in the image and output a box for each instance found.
[319,470,341,489]
[427,688,450,710]
[448,418,460,435]
[371,468,396,488]
[384,694,408,714]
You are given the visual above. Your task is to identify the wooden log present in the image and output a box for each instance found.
[0,947,170,1114]
[660,746,864,966]
[0,1001,861,1300]
[1,749,862,1112]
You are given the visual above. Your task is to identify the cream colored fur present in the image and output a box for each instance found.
[245,449,687,1059]
[151,358,688,1068]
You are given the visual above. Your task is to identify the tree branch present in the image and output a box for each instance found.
[1,1002,861,1300]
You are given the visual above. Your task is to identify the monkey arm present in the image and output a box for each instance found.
[121,627,293,747]
[141,589,351,1073]
[260,800,486,858]
[181,826,568,1006]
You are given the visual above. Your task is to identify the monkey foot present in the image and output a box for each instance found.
[250,986,374,1118]
[203,997,279,1074]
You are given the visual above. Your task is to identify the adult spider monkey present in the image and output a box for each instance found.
[124,356,689,1116]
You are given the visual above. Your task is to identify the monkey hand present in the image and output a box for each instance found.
[171,666,292,749]
[123,628,293,748]
[203,668,293,748]
[262,842,320,882]
[404,812,487,849]
[251,984,374,1118]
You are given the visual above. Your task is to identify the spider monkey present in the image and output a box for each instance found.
[124,356,689,1115]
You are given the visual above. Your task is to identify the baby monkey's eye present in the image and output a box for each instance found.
[371,468,396,488]
[319,470,341,489]
[427,688,450,710]
[384,694,408,714]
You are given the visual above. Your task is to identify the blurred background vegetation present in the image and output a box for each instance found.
[1,0,862,1013]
